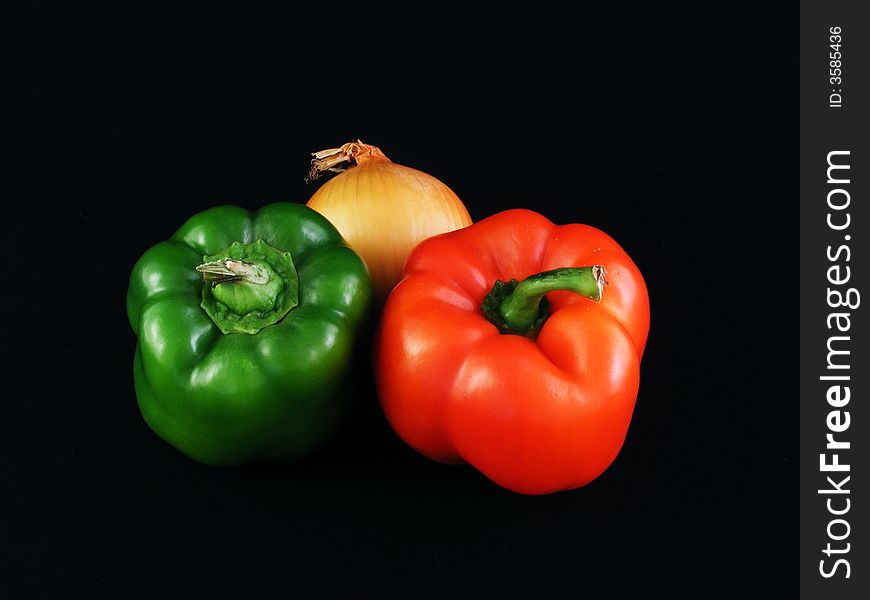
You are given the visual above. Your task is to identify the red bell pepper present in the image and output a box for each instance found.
[376,209,650,494]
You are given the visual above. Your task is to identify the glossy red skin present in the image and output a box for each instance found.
[376,209,650,495]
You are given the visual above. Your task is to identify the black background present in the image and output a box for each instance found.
[7,3,797,598]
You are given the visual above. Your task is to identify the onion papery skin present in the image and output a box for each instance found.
[307,150,472,302]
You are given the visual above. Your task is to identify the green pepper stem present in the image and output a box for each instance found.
[196,240,299,335]
[481,266,607,338]
[196,258,270,285]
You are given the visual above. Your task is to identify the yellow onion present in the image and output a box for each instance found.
[306,140,472,301]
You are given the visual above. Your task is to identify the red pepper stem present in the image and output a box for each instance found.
[481,266,606,338]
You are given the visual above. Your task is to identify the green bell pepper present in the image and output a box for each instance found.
[126,203,372,465]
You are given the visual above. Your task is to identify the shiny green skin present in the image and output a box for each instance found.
[127,203,372,465]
